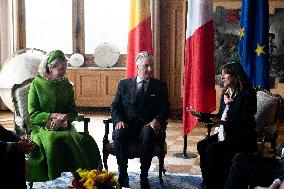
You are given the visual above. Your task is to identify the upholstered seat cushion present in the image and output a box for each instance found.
[255,91,280,137]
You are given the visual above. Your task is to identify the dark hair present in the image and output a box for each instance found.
[220,62,252,93]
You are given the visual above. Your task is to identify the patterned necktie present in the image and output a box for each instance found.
[135,80,146,108]
[136,80,145,99]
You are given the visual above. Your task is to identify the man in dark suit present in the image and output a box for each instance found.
[111,51,170,189]
[0,124,33,188]
[224,143,284,189]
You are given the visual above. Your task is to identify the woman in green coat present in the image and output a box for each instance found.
[28,50,101,181]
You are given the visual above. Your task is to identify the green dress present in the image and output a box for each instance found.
[28,76,101,181]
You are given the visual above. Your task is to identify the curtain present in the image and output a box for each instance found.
[0,1,14,110]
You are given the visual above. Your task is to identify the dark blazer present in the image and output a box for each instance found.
[0,125,20,154]
[111,77,170,129]
[200,88,257,142]
[0,141,7,154]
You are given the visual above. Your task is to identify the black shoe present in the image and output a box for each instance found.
[118,174,129,188]
[140,177,151,189]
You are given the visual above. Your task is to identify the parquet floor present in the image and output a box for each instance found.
[1,110,284,175]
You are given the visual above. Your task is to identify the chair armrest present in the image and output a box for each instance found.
[14,115,28,137]
[103,118,112,145]
[15,115,25,127]
[201,121,217,138]
[75,114,90,133]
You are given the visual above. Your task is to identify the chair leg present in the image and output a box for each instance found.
[103,150,109,170]
[257,140,265,156]
[271,132,278,157]
[28,181,33,189]
[158,153,166,185]
[271,140,277,157]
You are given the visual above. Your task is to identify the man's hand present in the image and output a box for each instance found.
[18,139,33,154]
[115,121,128,130]
[10,139,33,154]
[149,119,161,135]
[269,179,282,189]
[279,181,284,189]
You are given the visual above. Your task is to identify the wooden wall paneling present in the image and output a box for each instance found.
[160,0,186,112]
[66,69,76,98]
[104,73,121,97]
[67,69,75,82]
[78,73,101,96]
[75,69,101,106]
[66,68,125,107]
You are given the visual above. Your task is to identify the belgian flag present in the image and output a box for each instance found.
[126,0,153,78]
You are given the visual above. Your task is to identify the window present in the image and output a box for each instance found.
[24,0,130,65]
[85,0,130,54]
[26,0,72,53]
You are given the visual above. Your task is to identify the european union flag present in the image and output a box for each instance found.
[238,0,269,89]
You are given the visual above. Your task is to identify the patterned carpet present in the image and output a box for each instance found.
[127,172,202,189]
[31,172,203,189]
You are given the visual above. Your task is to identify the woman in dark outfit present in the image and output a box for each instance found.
[189,62,257,189]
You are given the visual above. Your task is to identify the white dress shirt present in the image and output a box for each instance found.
[136,76,149,93]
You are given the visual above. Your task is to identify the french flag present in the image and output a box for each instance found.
[182,0,216,136]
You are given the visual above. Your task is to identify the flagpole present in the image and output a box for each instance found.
[176,0,215,159]
[173,135,197,159]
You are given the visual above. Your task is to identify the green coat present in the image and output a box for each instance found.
[28,76,101,181]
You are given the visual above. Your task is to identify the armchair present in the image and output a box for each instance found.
[12,77,91,138]
[102,117,167,184]
[254,89,282,156]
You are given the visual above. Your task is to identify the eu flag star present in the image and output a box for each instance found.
[255,44,266,56]
[239,27,245,39]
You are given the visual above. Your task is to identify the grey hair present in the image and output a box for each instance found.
[135,51,153,65]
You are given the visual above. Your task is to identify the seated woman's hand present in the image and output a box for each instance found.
[186,106,201,118]
[210,117,228,125]
[50,113,68,122]
[51,119,68,130]
[46,119,68,131]
[224,92,233,105]
[61,120,68,128]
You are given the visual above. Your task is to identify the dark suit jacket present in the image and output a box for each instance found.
[111,77,170,129]
[0,125,20,154]
[200,88,257,142]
